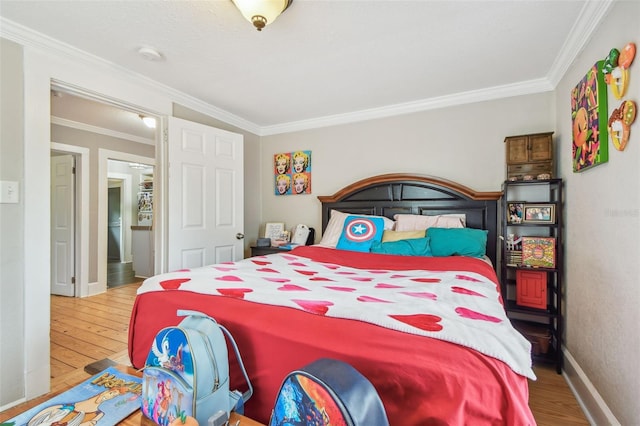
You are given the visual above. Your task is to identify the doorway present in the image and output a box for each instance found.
[107,179,136,288]
[48,88,158,386]
[106,160,155,288]
[107,185,122,263]
[50,144,90,299]
[50,87,158,296]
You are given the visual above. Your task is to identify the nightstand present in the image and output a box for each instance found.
[250,246,291,257]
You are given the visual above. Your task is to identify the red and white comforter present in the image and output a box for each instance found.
[137,246,534,380]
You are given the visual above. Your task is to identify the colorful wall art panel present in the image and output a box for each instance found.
[604,42,637,152]
[571,61,608,172]
[274,150,312,195]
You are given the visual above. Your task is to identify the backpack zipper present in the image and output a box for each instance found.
[199,329,220,392]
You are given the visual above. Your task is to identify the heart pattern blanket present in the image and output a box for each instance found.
[138,249,534,379]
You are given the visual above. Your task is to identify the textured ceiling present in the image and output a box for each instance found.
[1,1,612,135]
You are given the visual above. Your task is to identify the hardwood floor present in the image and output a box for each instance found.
[49,282,137,379]
[1,283,589,425]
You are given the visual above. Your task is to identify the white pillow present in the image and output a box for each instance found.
[442,213,467,227]
[318,210,394,248]
[393,214,465,232]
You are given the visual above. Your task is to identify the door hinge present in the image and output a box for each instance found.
[72,166,76,174]
[71,276,76,284]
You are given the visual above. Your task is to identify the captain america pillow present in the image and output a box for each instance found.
[336,215,385,252]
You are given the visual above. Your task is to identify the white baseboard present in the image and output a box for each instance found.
[86,280,104,297]
[0,397,27,414]
[562,348,620,425]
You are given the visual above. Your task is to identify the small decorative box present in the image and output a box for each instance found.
[256,237,271,247]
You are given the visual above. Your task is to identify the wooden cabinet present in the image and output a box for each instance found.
[505,132,554,180]
[516,270,547,309]
[500,178,563,373]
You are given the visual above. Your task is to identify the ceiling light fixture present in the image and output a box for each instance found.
[231,0,292,31]
[139,115,157,129]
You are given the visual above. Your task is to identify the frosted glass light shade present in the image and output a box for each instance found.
[232,0,292,31]
[139,115,156,129]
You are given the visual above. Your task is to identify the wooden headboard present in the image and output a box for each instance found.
[317,174,502,266]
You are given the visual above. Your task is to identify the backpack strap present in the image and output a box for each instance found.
[219,324,253,403]
[177,309,211,319]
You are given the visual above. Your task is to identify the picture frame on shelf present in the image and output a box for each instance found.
[523,204,555,224]
[264,222,285,245]
[521,236,556,268]
[507,202,525,224]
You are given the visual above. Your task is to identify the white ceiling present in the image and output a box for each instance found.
[1,1,614,135]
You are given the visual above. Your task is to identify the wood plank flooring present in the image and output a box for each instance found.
[1,283,589,425]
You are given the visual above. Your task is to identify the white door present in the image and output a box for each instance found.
[50,154,75,296]
[167,117,244,272]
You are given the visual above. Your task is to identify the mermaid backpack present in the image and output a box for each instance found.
[141,310,252,425]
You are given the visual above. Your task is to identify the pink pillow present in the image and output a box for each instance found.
[393,214,465,232]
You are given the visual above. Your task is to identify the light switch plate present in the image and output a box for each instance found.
[0,180,19,203]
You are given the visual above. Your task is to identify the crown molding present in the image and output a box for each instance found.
[261,78,554,136]
[0,17,260,135]
[51,116,155,146]
[546,0,615,87]
[263,1,609,136]
[1,0,610,138]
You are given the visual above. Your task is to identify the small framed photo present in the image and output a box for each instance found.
[264,222,285,243]
[507,202,525,224]
[523,204,556,224]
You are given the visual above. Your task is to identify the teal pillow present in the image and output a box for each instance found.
[370,237,432,256]
[336,215,385,252]
[426,227,488,258]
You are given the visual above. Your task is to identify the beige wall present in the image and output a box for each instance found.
[0,37,26,406]
[554,1,639,423]
[259,93,555,242]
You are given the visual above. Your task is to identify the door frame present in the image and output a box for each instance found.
[50,143,89,297]
[18,42,173,399]
[97,149,155,295]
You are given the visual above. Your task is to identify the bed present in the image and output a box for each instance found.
[128,174,536,425]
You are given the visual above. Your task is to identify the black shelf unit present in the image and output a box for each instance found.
[500,179,563,373]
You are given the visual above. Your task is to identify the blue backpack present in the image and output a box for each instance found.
[141,310,252,426]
